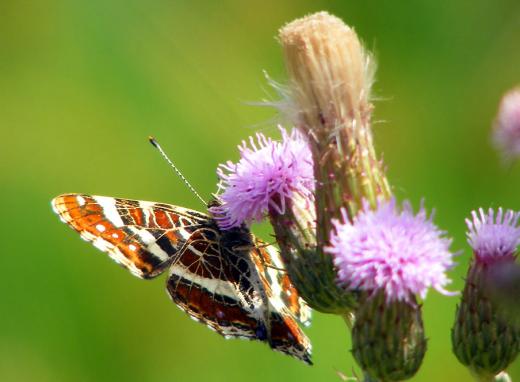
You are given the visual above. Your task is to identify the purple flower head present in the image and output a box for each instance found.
[466,208,520,264]
[210,128,314,229]
[325,199,455,303]
[493,87,520,161]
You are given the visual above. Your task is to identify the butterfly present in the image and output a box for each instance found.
[51,193,312,364]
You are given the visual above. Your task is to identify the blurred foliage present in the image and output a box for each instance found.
[1,1,519,381]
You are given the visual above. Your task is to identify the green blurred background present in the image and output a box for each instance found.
[1,1,519,381]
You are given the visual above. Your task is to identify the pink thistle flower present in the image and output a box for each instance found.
[493,87,520,161]
[325,199,455,303]
[466,208,520,264]
[211,128,314,229]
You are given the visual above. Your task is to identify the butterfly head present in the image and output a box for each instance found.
[206,195,253,247]
[207,195,222,210]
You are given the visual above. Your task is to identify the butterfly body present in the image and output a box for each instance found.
[52,193,311,364]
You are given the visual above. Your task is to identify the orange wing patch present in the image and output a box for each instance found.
[51,193,208,279]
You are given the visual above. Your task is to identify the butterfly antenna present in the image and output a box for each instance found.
[148,136,207,207]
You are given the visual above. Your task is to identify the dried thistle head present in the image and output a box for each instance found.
[278,12,390,246]
[279,11,374,134]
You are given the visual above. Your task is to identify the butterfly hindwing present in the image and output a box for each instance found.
[248,243,312,362]
[52,193,209,278]
[252,241,312,327]
[166,226,312,364]
[166,227,264,339]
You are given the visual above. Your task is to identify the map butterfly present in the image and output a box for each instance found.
[51,193,312,364]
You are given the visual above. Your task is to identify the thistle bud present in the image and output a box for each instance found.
[352,291,426,382]
[452,209,520,381]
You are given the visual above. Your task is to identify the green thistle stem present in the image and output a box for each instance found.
[310,118,391,250]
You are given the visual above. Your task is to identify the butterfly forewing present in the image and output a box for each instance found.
[52,193,208,278]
